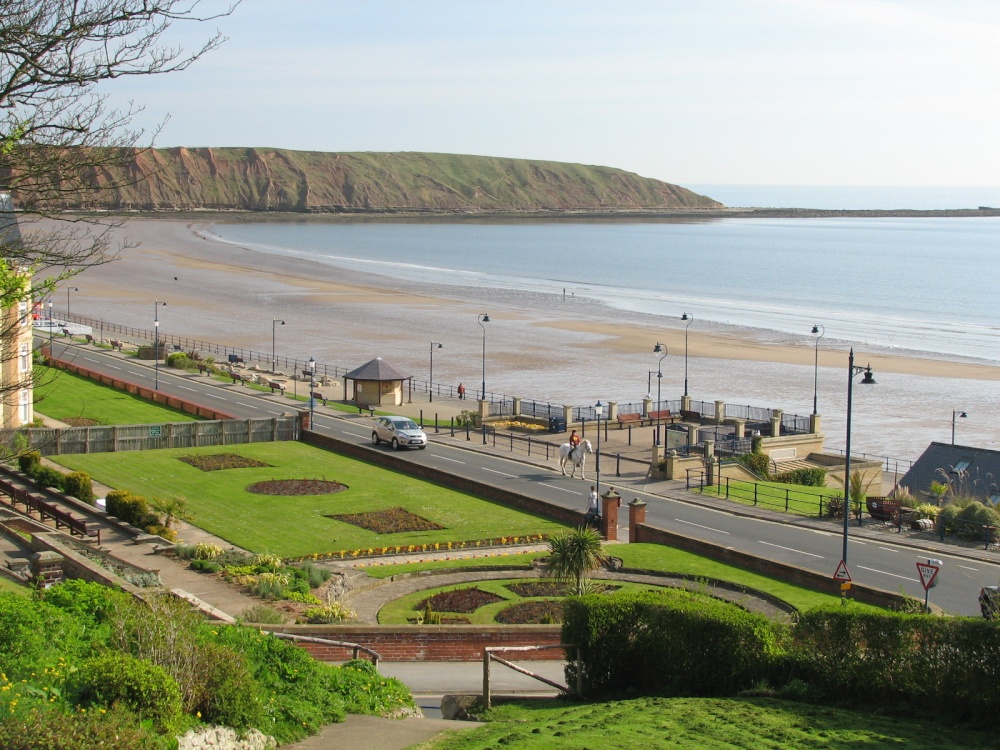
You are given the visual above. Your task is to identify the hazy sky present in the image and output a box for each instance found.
[101,0,1000,187]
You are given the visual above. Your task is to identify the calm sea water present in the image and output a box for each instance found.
[207,213,1000,364]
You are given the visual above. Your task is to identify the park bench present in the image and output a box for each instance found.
[60,327,71,337]
[356,402,376,416]
[866,495,902,522]
[679,409,704,424]
[196,362,210,375]
[227,354,245,365]
[617,412,642,428]
[229,371,246,385]
[84,334,96,344]
[266,380,286,394]
[310,391,328,406]
[109,339,125,351]
[648,409,672,424]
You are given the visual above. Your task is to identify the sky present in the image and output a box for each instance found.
[98,0,1000,187]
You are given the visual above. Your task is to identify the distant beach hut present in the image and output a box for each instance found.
[343,357,412,408]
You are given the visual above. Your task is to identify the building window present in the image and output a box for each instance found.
[18,342,28,373]
[18,388,30,425]
[952,460,971,474]
[18,300,28,327]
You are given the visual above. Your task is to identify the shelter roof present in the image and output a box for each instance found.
[344,357,411,382]
[899,442,1000,501]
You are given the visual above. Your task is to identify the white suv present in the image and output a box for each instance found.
[371,415,428,450]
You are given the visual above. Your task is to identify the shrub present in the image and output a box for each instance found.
[0,704,156,750]
[239,604,287,624]
[166,351,190,368]
[193,542,224,560]
[773,467,826,487]
[0,594,90,679]
[62,471,95,505]
[254,572,290,600]
[104,490,157,528]
[326,658,416,717]
[300,601,356,624]
[190,559,221,574]
[17,450,40,474]
[737,451,771,479]
[40,579,130,626]
[562,589,784,697]
[68,652,183,732]
[911,503,939,520]
[32,465,65,490]
[190,641,263,729]
[252,552,283,569]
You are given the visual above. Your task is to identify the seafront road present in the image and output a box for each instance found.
[43,337,1000,616]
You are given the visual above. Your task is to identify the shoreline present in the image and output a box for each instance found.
[57,216,1000,460]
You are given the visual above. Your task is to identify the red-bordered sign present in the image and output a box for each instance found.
[833,560,852,582]
[916,562,940,591]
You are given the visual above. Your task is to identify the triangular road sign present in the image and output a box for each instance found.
[833,560,851,582]
[916,562,940,591]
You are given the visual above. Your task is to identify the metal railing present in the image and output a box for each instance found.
[483,644,580,709]
[270,633,381,667]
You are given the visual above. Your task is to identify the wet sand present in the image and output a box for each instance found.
[50,216,1000,462]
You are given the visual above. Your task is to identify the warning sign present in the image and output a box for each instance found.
[916,562,940,591]
[833,560,852,582]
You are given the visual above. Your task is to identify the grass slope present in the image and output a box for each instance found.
[54,443,566,557]
[424,697,996,750]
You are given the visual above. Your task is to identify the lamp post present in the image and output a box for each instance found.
[66,286,79,325]
[429,342,443,402]
[272,319,285,370]
[681,312,694,397]
[811,324,825,416]
[653,342,667,446]
[153,300,166,390]
[952,409,968,446]
[595,400,604,497]
[843,348,876,569]
[478,313,490,400]
[308,357,316,426]
[47,299,53,355]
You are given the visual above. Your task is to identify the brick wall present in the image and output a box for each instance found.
[261,624,565,662]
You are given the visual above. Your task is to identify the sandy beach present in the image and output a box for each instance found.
[51,216,1000,463]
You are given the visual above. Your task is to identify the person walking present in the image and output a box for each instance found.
[457,382,465,400]
[587,486,599,515]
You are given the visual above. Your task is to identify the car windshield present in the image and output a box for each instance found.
[390,419,419,430]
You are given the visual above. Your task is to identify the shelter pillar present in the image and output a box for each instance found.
[601,488,621,541]
[628,498,646,544]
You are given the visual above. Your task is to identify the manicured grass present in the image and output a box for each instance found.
[53,442,567,558]
[697,478,838,517]
[424,696,996,750]
[377,578,659,624]
[0,577,29,595]
[33,366,201,425]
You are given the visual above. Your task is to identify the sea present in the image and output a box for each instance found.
[200,186,1000,464]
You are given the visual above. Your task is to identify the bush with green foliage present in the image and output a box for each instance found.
[17,450,40,474]
[68,652,183,732]
[62,471,95,505]
[0,704,157,750]
[189,641,263,729]
[0,594,90,679]
[562,589,784,697]
[239,604,287,625]
[737,451,771,479]
[771,467,827,487]
[190,559,221,574]
[104,489,158,529]
[936,499,1000,538]
[166,351,191,368]
[31,464,65,490]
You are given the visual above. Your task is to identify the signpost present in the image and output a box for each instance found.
[833,560,851,605]
[916,559,941,612]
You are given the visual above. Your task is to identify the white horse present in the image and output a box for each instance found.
[558,439,593,479]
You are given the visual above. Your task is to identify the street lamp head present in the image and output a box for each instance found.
[653,342,666,354]
[955,409,968,419]
[308,356,316,372]
[811,324,825,336]
[595,400,604,418]
[479,313,490,323]
[432,342,443,349]
[860,366,876,385]
[274,319,285,326]
[682,312,693,323]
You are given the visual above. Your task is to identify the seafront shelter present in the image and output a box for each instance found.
[343,357,412,408]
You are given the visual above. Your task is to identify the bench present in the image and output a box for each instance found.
[196,362,210,375]
[60,327,71,337]
[648,409,672,424]
[227,355,245,365]
[85,334,96,344]
[866,496,902,522]
[356,402,376,416]
[679,409,703,424]
[229,371,246,385]
[266,380,286,394]
[310,391,328,406]
[617,412,642,428]
[109,339,125,351]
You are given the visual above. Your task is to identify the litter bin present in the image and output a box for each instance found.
[548,416,566,433]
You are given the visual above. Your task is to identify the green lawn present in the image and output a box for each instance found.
[424,696,996,750]
[53,443,567,557]
[697,478,838,517]
[33,366,201,425]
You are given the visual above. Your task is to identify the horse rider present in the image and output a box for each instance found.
[569,429,581,457]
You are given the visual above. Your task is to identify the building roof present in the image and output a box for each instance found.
[343,357,411,382]
[899,442,1000,501]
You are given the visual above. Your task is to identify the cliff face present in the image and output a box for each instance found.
[53,148,722,212]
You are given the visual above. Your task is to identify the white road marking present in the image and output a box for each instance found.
[204,393,228,401]
[433,455,465,464]
[857,565,918,583]
[345,432,369,439]
[958,565,979,572]
[546,484,579,494]
[879,547,897,553]
[676,519,730,535]
[178,386,196,392]
[759,541,823,558]
[483,468,519,479]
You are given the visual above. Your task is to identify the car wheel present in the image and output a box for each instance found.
[391,437,400,450]
[371,432,380,446]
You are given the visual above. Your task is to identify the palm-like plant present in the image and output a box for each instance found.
[545,526,608,595]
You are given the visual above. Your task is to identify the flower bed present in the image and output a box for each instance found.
[286,533,550,564]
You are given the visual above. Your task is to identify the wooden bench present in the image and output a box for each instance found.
[84,334,96,344]
[60,327,71,337]
[196,362,210,375]
[617,412,643,428]
[310,391,328,406]
[866,495,901,522]
[357,402,375,416]
[266,380,286,394]
[229,371,246,385]
[679,409,703,424]
[109,339,125,351]
[648,409,672,424]
[227,355,245,365]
